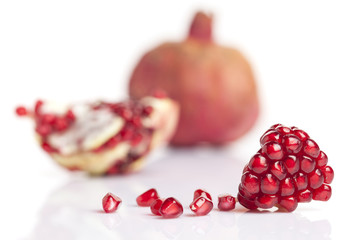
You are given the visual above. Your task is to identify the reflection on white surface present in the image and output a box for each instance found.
[23,148,331,240]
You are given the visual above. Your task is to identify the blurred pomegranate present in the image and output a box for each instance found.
[129,11,259,145]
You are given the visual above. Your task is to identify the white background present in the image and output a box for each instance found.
[1,0,360,239]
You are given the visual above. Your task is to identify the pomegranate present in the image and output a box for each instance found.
[129,11,259,145]
[16,96,179,175]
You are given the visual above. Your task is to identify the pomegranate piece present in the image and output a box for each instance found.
[238,124,334,212]
[218,194,236,211]
[102,192,122,213]
[159,197,183,218]
[16,96,179,175]
[193,189,212,201]
[136,188,159,207]
[15,106,28,116]
[190,196,213,216]
[150,198,164,216]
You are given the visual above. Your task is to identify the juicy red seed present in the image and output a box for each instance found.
[312,184,332,201]
[303,139,320,158]
[193,189,212,201]
[308,169,324,189]
[294,172,308,191]
[262,141,284,160]
[261,174,280,195]
[190,196,213,216]
[159,197,183,218]
[297,189,312,202]
[118,108,133,120]
[15,106,28,116]
[120,128,133,140]
[280,178,295,196]
[270,161,287,180]
[131,133,143,146]
[260,130,281,146]
[282,134,302,154]
[131,116,142,127]
[241,172,260,195]
[270,124,283,129]
[42,114,56,124]
[218,194,236,211]
[54,118,68,131]
[150,198,164,216]
[36,124,52,136]
[238,184,256,200]
[293,129,309,141]
[278,196,298,212]
[284,155,299,175]
[316,151,328,167]
[136,188,160,207]
[243,164,250,173]
[106,136,120,148]
[255,194,278,209]
[322,166,334,184]
[248,153,268,174]
[300,156,316,173]
[237,192,257,210]
[102,192,122,213]
[34,100,43,115]
[66,110,76,121]
[276,126,292,135]
[41,142,56,153]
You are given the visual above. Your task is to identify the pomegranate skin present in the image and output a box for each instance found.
[129,12,259,146]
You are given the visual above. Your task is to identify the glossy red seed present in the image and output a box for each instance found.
[284,155,299,175]
[15,106,28,116]
[102,192,122,213]
[150,198,164,216]
[131,133,143,146]
[193,189,212,201]
[238,184,256,200]
[282,134,302,154]
[42,114,56,124]
[159,197,183,218]
[280,178,295,196]
[248,153,268,174]
[293,128,309,141]
[303,139,320,158]
[237,192,257,210]
[241,172,260,195]
[255,194,278,209]
[294,172,308,191]
[322,166,334,184]
[316,151,328,168]
[36,124,52,136]
[270,124,283,129]
[260,130,281,146]
[278,196,298,212]
[297,189,312,202]
[261,174,279,194]
[270,161,287,180]
[300,156,316,173]
[243,164,250,173]
[312,185,332,201]
[262,141,284,160]
[54,117,68,131]
[276,126,292,135]
[218,194,236,211]
[190,196,213,216]
[308,169,324,189]
[136,188,160,207]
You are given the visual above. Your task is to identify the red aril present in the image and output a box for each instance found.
[102,192,122,213]
[136,188,159,207]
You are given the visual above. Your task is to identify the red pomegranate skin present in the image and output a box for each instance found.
[129,12,259,145]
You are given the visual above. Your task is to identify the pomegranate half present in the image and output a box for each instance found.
[129,11,259,145]
[16,96,179,175]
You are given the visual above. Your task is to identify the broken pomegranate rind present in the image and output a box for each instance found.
[18,97,179,175]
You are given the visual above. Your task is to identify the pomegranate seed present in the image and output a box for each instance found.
[159,197,183,218]
[42,114,56,124]
[248,153,268,174]
[190,196,213,216]
[54,117,68,131]
[308,169,324,189]
[136,188,159,207]
[102,192,122,213]
[278,196,298,212]
[322,166,334,184]
[66,110,76,121]
[312,184,332,201]
[15,106,28,116]
[36,124,52,136]
[297,189,312,202]
[238,124,334,211]
[218,194,236,211]
[261,174,279,194]
[150,198,164,216]
[41,142,56,153]
[131,132,143,146]
[34,100,43,115]
[193,189,212,201]
[261,141,284,160]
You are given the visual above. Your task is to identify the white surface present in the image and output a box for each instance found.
[1,0,360,239]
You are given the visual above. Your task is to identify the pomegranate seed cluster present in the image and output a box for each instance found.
[238,124,334,212]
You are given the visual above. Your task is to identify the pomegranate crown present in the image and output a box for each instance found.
[188,11,213,42]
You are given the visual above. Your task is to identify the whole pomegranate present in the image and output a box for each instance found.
[129,11,259,145]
